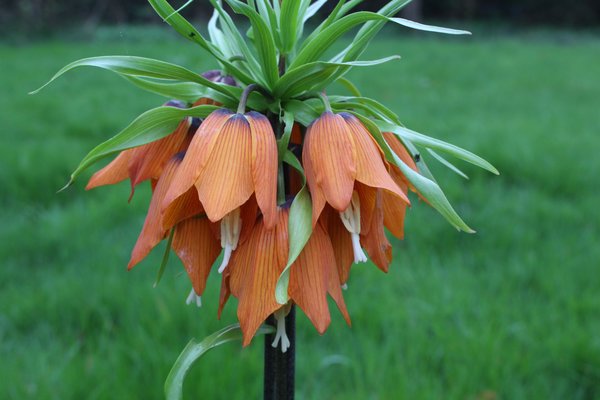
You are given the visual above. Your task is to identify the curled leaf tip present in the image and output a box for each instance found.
[57,179,74,193]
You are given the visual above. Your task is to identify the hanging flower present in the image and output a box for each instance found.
[86,100,196,198]
[303,111,410,265]
[124,153,221,303]
[218,208,350,349]
[162,108,278,274]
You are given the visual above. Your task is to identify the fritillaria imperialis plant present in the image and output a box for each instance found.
[33,0,498,398]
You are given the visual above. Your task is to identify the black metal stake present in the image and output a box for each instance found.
[264,306,296,400]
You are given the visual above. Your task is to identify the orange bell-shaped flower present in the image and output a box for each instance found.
[86,100,195,199]
[303,112,410,265]
[162,109,278,274]
[218,208,350,349]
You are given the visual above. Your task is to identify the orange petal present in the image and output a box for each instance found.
[303,145,327,226]
[383,132,417,175]
[86,150,132,190]
[128,156,181,269]
[162,109,231,209]
[289,223,332,334]
[195,114,254,222]
[247,112,278,229]
[161,183,203,232]
[304,112,356,212]
[382,189,409,239]
[128,118,192,188]
[323,236,351,326]
[218,269,231,319]
[228,213,284,346]
[172,216,221,295]
[354,182,377,236]
[361,191,392,273]
[323,206,353,285]
[342,113,410,205]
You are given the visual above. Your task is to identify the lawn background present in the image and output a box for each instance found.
[1,24,599,399]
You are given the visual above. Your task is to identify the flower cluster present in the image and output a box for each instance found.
[35,1,498,361]
[87,73,422,350]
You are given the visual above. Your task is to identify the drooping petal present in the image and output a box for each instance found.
[161,184,203,232]
[304,112,356,212]
[172,216,221,296]
[289,220,331,334]
[86,150,132,190]
[354,183,377,236]
[228,213,284,346]
[128,118,192,189]
[128,156,182,269]
[361,191,392,273]
[303,144,327,226]
[323,206,353,285]
[247,111,278,229]
[195,114,254,222]
[382,189,409,239]
[342,113,409,205]
[323,238,351,326]
[162,109,231,209]
[383,131,418,180]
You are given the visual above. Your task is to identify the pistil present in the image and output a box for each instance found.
[185,288,202,307]
[218,208,242,273]
[339,191,368,264]
[271,306,291,353]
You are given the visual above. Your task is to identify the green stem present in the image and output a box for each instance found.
[319,91,332,113]
[237,83,258,114]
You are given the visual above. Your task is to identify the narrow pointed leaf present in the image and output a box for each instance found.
[389,17,471,35]
[154,228,175,287]
[224,0,279,89]
[356,114,475,233]
[276,56,400,98]
[147,0,255,84]
[378,121,499,175]
[30,56,238,100]
[427,149,469,179]
[165,324,275,400]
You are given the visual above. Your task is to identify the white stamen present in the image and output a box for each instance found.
[185,288,202,308]
[341,283,348,291]
[218,208,242,274]
[339,191,367,264]
[271,308,291,353]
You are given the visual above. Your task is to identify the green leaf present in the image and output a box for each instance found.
[63,104,219,189]
[165,324,275,400]
[30,56,238,100]
[336,78,362,97]
[277,110,295,158]
[224,0,280,89]
[275,185,312,304]
[154,228,175,287]
[282,150,304,177]
[147,0,255,85]
[427,149,469,180]
[378,121,499,175]
[389,17,471,35]
[291,10,469,70]
[122,76,231,104]
[355,113,476,233]
[283,99,320,126]
[276,56,400,98]
[280,0,302,52]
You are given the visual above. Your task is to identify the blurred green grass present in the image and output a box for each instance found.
[1,28,599,400]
